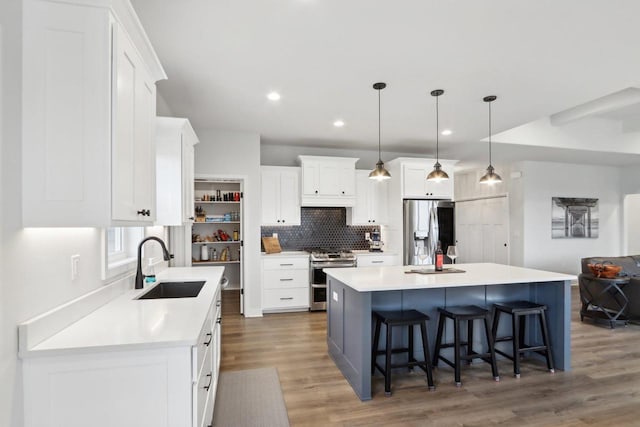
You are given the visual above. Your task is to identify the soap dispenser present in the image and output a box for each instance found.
[145,259,156,284]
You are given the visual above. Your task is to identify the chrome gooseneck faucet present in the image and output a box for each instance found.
[135,237,172,289]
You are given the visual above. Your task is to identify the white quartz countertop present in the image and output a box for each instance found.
[261,251,309,257]
[325,263,575,292]
[22,267,224,357]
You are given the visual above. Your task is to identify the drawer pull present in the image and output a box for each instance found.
[280,278,294,281]
[279,263,294,266]
[216,317,222,324]
[372,260,384,264]
[203,332,212,346]
[216,300,221,307]
[203,373,213,391]
[280,297,294,300]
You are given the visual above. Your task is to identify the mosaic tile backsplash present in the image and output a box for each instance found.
[261,207,380,251]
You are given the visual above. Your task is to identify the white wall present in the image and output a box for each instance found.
[623,194,640,255]
[194,129,262,317]
[510,161,623,274]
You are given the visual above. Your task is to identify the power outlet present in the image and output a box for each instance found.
[365,232,371,240]
[272,233,278,238]
[70,254,80,280]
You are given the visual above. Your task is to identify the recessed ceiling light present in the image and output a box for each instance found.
[333,120,345,128]
[441,129,452,136]
[267,92,281,101]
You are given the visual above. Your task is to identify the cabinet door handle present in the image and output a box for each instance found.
[280,263,294,266]
[372,220,375,223]
[277,219,281,223]
[203,332,212,346]
[372,260,384,264]
[282,219,285,223]
[280,297,294,300]
[341,191,345,194]
[280,278,294,281]
[189,216,195,220]
[315,190,318,194]
[203,373,213,391]
[216,300,221,307]
[137,209,151,216]
[216,317,222,324]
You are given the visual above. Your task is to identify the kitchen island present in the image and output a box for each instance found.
[325,263,575,400]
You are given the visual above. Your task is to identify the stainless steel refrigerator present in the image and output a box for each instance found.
[403,200,455,265]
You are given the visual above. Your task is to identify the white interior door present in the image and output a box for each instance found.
[456,196,509,264]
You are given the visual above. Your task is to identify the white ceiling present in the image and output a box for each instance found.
[132,0,640,166]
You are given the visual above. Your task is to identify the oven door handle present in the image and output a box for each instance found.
[311,284,327,289]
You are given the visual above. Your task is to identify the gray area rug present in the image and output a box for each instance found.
[213,367,290,427]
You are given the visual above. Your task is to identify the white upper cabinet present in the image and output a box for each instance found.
[401,160,456,199]
[261,166,301,226]
[22,0,166,227]
[347,170,389,225]
[298,156,358,207]
[155,117,200,226]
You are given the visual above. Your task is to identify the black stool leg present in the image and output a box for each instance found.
[518,314,526,353]
[454,318,462,386]
[467,319,474,363]
[491,308,501,344]
[419,322,435,390]
[385,323,393,396]
[512,313,521,378]
[372,316,381,375]
[408,324,414,371]
[433,313,445,367]
[484,315,500,381]
[538,310,555,373]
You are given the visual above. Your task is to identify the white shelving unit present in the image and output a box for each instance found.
[191,179,244,313]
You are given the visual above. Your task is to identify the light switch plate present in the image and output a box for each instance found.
[332,291,339,302]
[70,254,80,280]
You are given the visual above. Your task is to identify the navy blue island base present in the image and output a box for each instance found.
[326,263,574,400]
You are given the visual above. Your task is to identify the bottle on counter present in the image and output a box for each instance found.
[212,248,218,261]
[435,241,444,272]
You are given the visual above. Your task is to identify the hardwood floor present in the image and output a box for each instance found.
[220,288,640,426]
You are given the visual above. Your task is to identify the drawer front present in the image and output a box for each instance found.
[195,346,213,427]
[262,257,309,271]
[201,392,215,427]
[263,269,309,289]
[194,303,214,381]
[263,287,309,309]
[357,255,397,267]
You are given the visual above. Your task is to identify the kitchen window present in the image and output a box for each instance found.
[102,227,144,280]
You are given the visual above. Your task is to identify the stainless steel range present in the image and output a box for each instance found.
[309,249,357,311]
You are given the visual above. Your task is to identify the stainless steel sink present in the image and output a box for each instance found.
[137,281,205,300]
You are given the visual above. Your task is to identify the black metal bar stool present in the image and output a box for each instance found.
[432,305,500,386]
[371,310,435,396]
[491,300,555,378]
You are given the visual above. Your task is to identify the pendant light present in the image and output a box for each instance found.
[479,95,503,185]
[369,82,391,181]
[426,89,449,182]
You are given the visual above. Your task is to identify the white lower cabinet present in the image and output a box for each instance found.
[22,288,222,427]
[262,255,310,312]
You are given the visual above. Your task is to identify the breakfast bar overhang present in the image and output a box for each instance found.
[325,263,575,400]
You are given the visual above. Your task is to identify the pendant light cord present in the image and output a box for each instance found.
[436,95,440,162]
[488,100,492,166]
[378,88,382,162]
